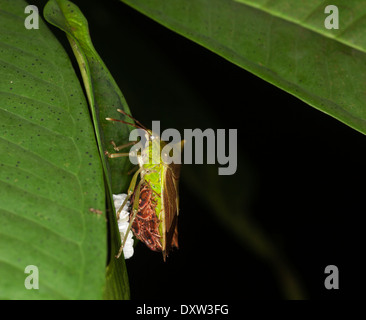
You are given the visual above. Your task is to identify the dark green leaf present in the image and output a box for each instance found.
[43,0,133,299]
[0,0,105,299]
[120,0,366,135]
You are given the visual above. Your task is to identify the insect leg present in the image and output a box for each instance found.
[110,140,137,152]
[116,178,144,259]
[116,166,143,220]
[104,151,130,158]
[127,165,139,175]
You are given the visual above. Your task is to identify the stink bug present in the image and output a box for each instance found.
[105,109,183,261]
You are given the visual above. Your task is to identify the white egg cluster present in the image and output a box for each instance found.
[113,194,134,259]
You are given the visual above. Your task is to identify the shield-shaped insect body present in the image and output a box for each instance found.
[105,109,183,261]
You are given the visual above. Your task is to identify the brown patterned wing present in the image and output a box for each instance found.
[162,162,181,260]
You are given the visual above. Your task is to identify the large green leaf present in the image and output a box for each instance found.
[120,0,366,135]
[43,0,134,299]
[0,0,106,299]
[235,0,366,53]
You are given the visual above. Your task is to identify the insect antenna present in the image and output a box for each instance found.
[116,108,150,133]
[106,109,152,139]
[105,117,142,130]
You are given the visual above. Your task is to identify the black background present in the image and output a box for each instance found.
[33,0,366,299]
